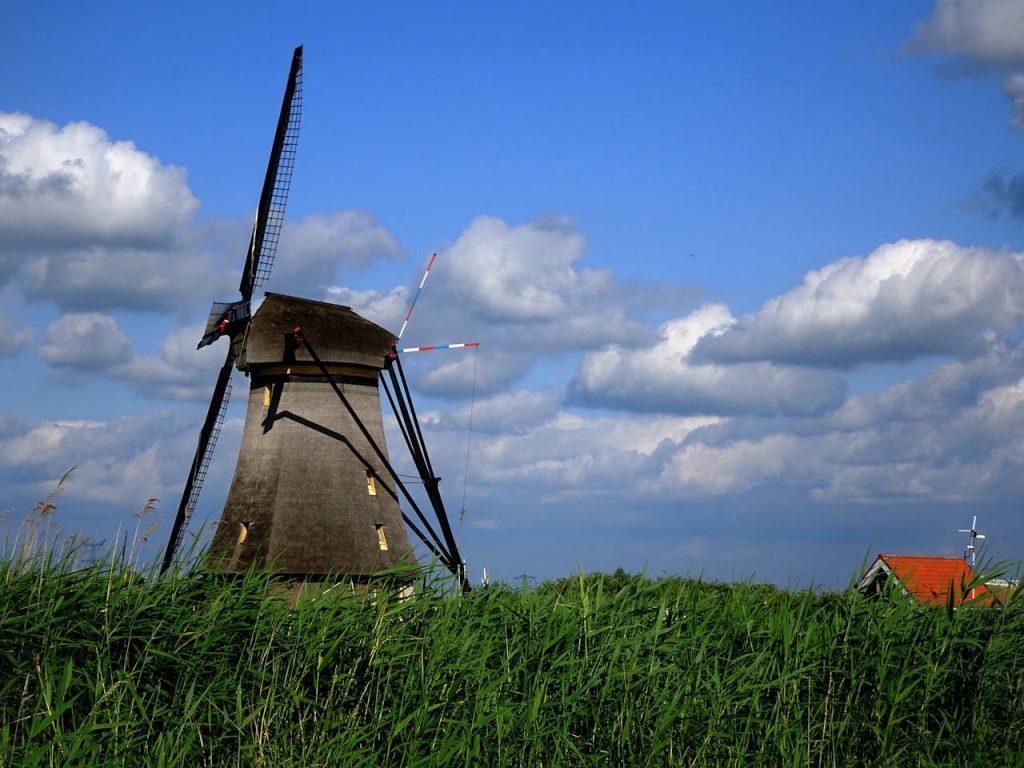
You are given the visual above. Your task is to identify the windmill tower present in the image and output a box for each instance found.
[161,46,466,588]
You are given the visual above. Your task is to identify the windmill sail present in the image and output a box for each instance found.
[161,356,233,573]
[240,45,303,301]
[161,46,303,574]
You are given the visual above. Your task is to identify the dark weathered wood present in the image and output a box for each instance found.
[209,295,414,577]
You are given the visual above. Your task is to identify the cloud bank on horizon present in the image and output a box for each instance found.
[1,1,1023,584]
[4,108,1024,507]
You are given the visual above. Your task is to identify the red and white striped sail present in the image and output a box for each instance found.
[397,252,437,341]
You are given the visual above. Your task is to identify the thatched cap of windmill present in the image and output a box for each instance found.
[241,293,395,372]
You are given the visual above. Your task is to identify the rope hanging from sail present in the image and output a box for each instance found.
[460,344,479,528]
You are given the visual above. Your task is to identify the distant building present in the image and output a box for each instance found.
[856,554,994,607]
[983,578,1020,607]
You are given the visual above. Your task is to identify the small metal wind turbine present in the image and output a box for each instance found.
[958,515,986,568]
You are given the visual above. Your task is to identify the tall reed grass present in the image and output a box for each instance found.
[1,548,1022,766]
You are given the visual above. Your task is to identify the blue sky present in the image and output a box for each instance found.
[3,1,1024,586]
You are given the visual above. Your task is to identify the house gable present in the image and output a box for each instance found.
[856,554,988,606]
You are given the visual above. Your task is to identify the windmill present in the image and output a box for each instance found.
[160,46,467,590]
[958,515,985,568]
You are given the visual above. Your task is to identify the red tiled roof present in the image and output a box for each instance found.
[877,554,988,606]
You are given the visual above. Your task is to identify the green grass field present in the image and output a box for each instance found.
[1,548,1022,767]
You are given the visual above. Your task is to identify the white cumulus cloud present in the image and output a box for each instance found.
[113,324,230,401]
[693,240,1024,367]
[644,433,808,497]
[0,410,238,512]
[325,284,409,332]
[569,303,848,417]
[326,215,677,397]
[911,0,1024,65]
[38,312,133,370]
[400,214,659,350]
[0,419,104,467]
[0,112,199,248]
[20,242,234,313]
[270,211,403,297]
[0,303,32,357]
[0,111,239,312]
[37,313,228,402]
[439,214,592,322]
[413,399,718,508]
[910,0,1024,128]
